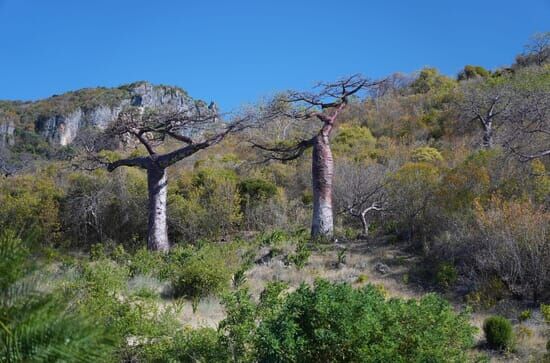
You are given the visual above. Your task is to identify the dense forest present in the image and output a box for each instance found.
[0,32,549,362]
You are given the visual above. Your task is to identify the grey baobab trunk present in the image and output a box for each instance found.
[147,165,169,252]
[311,133,334,237]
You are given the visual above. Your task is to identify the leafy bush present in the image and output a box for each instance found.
[483,316,514,350]
[167,244,239,310]
[0,232,115,362]
[139,328,228,363]
[238,177,278,202]
[170,168,242,241]
[435,262,458,289]
[218,280,475,362]
[541,303,550,323]
[518,310,532,322]
[286,241,311,269]
[411,146,443,163]
[0,230,28,290]
[332,125,377,161]
[0,171,62,245]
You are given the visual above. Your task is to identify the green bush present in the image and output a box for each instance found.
[0,230,28,290]
[518,310,532,322]
[411,146,444,163]
[541,304,550,323]
[219,279,475,362]
[286,241,311,269]
[483,316,514,350]
[238,178,278,202]
[73,257,180,360]
[435,262,458,289]
[0,234,115,362]
[167,244,239,310]
[0,172,62,245]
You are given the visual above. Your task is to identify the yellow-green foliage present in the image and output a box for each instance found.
[541,303,550,323]
[531,159,550,203]
[411,146,443,163]
[0,171,62,244]
[388,162,441,240]
[333,124,376,161]
[170,167,242,241]
[438,150,495,211]
[410,67,456,95]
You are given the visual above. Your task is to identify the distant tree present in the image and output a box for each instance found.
[514,32,550,68]
[459,77,512,149]
[457,65,490,81]
[503,66,550,161]
[252,75,383,238]
[410,67,455,94]
[98,107,251,251]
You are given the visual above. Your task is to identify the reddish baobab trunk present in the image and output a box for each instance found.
[311,133,334,237]
[147,165,169,252]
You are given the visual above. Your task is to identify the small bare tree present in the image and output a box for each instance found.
[98,107,251,251]
[503,67,550,161]
[459,78,512,149]
[253,75,383,238]
[334,161,389,237]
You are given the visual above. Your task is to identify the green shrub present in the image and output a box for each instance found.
[238,178,278,202]
[0,172,62,245]
[167,244,238,310]
[541,304,550,323]
[435,262,458,289]
[0,235,115,362]
[518,310,532,322]
[286,240,311,269]
[170,168,242,241]
[127,247,166,277]
[411,146,444,163]
[219,279,475,362]
[483,316,514,350]
[0,230,28,290]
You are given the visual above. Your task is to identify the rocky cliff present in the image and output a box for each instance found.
[0,82,215,147]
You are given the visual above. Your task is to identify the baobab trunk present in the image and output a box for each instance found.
[311,133,334,237]
[147,165,169,252]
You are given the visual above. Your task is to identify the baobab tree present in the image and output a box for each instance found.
[253,75,383,238]
[103,107,251,251]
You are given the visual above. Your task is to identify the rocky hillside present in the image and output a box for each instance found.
[0,82,216,147]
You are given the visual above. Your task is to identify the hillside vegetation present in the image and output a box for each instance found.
[0,33,549,362]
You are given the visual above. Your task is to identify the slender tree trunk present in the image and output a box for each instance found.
[360,211,369,237]
[311,133,334,238]
[482,121,493,148]
[147,164,169,252]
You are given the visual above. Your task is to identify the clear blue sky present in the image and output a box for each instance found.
[0,0,548,110]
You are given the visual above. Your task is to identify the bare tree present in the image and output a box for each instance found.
[334,161,389,237]
[515,32,550,68]
[503,67,550,161]
[459,78,512,149]
[99,107,251,251]
[253,75,383,238]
